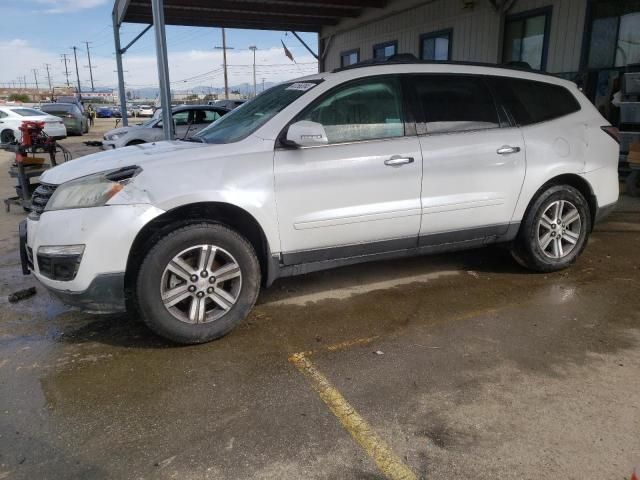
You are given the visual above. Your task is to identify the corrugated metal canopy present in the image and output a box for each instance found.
[115,0,387,32]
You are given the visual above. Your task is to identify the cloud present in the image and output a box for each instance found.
[5,39,29,48]
[0,40,318,93]
[33,0,109,14]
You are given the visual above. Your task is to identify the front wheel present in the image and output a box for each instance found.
[135,223,261,344]
[511,185,591,272]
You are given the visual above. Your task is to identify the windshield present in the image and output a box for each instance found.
[194,80,321,144]
[12,108,46,117]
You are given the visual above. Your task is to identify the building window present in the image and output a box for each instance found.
[587,0,640,69]
[373,40,397,60]
[420,29,452,61]
[340,49,360,67]
[502,7,552,71]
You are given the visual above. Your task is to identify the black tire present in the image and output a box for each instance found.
[135,223,261,344]
[126,139,146,146]
[511,185,591,272]
[1,129,15,144]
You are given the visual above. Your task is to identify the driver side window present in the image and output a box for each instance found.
[297,77,405,144]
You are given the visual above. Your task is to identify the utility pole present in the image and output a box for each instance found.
[44,63,53,96]
[262,77,265,92]
[215,28,233,99]
[60,53,71,87]
[71,46,82,99]
[31,69,39,93]
[84,41,95,92]
[248,45,257,97]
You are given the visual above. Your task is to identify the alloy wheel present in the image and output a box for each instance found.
[537,200,582,259]
[160,244,242,324]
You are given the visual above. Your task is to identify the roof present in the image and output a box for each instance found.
[114,0,387,31]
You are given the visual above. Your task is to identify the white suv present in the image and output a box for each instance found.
[20,61,619,344]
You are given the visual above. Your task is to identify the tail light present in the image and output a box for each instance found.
[65,114,73,118]
[601,126,620,144]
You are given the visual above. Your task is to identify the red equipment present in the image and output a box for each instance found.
[2,120,70,212]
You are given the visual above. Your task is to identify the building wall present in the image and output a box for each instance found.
[320,0,588,73]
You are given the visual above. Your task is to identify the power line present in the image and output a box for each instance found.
[84,41,96,92]
[44,63,53,93]
[31,69,39,91]
[60,53,71,87]
[215,28,234,100]
[71,46,82,97]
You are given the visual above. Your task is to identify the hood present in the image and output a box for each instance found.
[41,141,210,184]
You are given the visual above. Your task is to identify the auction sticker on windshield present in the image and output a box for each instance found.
[285,82,316,91]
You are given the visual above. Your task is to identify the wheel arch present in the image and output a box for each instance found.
[124,202,274,305]
[523,173,597,231]
[1,128,16,142]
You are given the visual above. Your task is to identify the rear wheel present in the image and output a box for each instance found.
[512,185,591,272]
[135,223,261,344]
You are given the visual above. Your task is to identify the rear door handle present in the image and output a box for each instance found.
[497,145,521,155]
[384,156,414,166]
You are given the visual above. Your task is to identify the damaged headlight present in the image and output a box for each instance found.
[45,166,141,212]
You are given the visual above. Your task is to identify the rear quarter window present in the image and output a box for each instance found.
[491,77,581,125]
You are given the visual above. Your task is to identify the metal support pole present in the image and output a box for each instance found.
[151,0,174,140]
[112,13,129,127]
[290,31,318,60]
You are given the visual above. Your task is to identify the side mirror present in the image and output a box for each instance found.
[285,120,328,147]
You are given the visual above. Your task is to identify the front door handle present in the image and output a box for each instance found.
[384,156,414,167]
[497,145,521,155]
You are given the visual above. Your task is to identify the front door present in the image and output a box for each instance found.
[409,74,526,241]
[274,76,423,263]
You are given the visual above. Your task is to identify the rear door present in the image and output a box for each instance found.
[409,74,526,242]
[273,75,423,261]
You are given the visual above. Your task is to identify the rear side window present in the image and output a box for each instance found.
[410,75,500,134]
[491,77,581,125]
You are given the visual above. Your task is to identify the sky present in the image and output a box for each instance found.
[0,0,319,93]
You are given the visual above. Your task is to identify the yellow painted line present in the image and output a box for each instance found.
[289,351,417,480]
[325,335,379,352]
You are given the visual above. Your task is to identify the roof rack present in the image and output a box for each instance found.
[331,54,553,77]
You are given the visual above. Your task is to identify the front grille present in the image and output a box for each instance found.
[30,183,57,219]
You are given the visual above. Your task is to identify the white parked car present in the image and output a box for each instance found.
[102,105,228,149]
[137,105,155,117]
[0,106,67,143]
[21,61,619,344]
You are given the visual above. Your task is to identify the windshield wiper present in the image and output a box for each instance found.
[181,137,205,143]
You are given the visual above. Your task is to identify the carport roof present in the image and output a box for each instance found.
[114,0,387,32]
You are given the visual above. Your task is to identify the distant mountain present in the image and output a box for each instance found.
[127,82,278,100]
